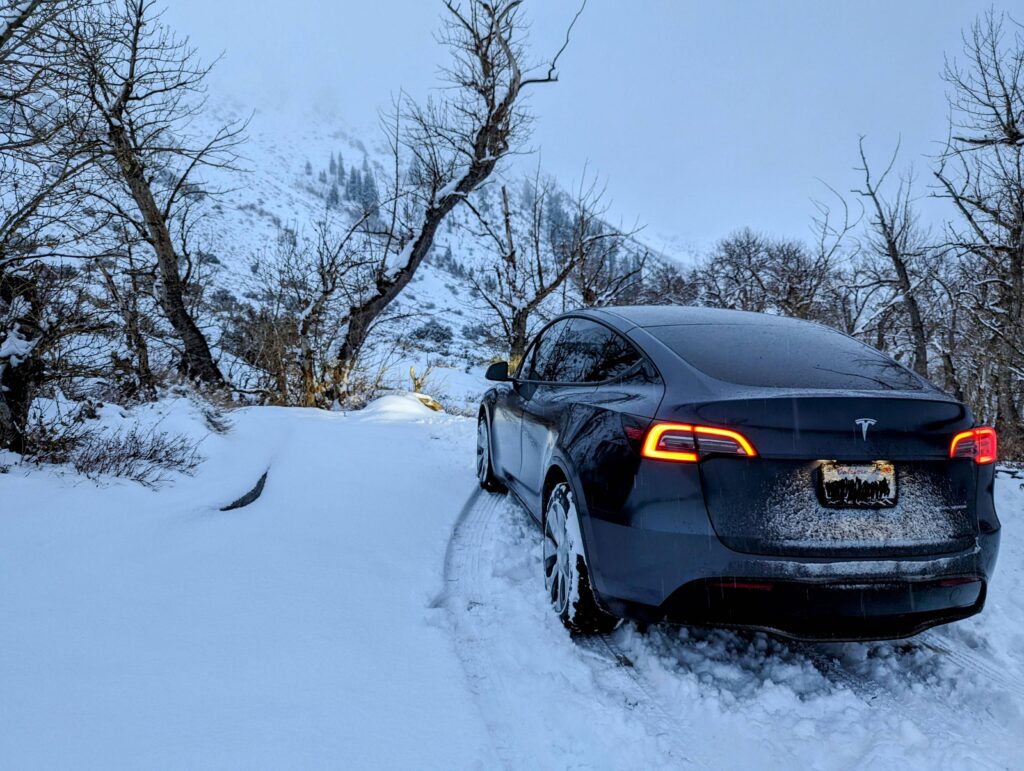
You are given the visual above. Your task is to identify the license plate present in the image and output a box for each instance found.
[819,462,896,508]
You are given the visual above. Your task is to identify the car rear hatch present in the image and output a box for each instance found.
[688,394,978,558]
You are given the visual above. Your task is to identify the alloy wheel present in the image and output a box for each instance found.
[543,484,575,616]
[476,419,490,483]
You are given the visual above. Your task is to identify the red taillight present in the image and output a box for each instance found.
[641,422,757,462]
[950,426,997,465]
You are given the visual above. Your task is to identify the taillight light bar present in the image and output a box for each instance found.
[641,422,757,462]
[950,426,997,465]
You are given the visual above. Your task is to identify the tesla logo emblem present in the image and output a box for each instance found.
[855,418,877,440]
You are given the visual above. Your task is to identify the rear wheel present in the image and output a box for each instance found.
[543,481,618,634]
[476,415,506,493]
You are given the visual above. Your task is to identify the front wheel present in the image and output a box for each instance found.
[543,481,618,634]
[476,415,506,493]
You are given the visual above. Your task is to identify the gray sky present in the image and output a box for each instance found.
[166,0,1006,253]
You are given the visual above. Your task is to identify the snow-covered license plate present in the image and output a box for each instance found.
[819,462,896,508]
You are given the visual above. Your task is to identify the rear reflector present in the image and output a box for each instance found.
[937,577,981,588]
[623,424,645,442]
[709,580,774,591]
[950,426,997,465]
[642,423,757,462]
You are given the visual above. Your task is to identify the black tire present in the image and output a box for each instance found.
[543,481,618,634]
[476,415,506,493]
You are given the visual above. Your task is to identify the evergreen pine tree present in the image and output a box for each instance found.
[359,156,379,212]
[336,151,345,182]
[346,166,360,200]
[304,160,312,175]
[318,169,327,184]
[329,152,337,176]
[327,182,340,209]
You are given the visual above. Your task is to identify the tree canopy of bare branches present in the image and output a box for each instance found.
[465,170,643,363]
[328,0,584,396]
[62,0,246,388]
[935,10,1024,451]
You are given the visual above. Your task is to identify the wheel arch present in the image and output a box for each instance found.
[541,457,612,614]
[542,463,569,516]
[542,458,594,557]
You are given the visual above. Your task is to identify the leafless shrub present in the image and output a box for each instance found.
[22,395,204,486]
[70,425,203,487]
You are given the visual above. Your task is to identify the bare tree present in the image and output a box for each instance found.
[695,228,841,322]
[1,0,106,451]
[854,138,933,377]
[95,228,159,398]
[536,173,647,309]
[224,217,379,407]
[328,0,584,396]
[934,10,1024,451]
[558,174,647,308]
[631,259,695,306]
[0,1,63,66]
[293,218,377,407]
[63,0,246,388]
[464,179,570,362]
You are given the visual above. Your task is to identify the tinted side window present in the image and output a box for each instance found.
[548,319,643,383]
[522,320,569,381]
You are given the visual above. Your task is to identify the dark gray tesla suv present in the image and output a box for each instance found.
[476,306,1000,640]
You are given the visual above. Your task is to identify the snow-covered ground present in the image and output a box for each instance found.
[1,398,1022,769]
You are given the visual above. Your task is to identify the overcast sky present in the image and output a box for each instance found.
[165,0,1007,254]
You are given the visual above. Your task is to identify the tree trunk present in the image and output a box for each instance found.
[0,348,42,454]
[509,309,529,367]
[109,125,225,388]
[298,322,318,408]
[0,272,43,453]
[124,302,156,397]
[888,251,930,378]
[331,204,454,397]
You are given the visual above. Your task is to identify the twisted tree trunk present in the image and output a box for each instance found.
[108,124,225,388]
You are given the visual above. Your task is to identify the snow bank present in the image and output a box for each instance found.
[0,396,487,769]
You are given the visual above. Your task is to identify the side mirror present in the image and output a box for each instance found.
[485,361,511,382]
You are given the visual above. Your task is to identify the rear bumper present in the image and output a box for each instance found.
[584,512,1000,641]
[655,576,985,641]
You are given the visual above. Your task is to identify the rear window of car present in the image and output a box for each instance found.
[649,322,924,391]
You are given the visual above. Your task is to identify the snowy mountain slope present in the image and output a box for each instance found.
[2,398,1021,769]
[186,99,683,402]
[195,100,686,286]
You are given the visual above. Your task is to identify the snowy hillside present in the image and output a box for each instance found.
[2,397,1021,769]
[186,100,683,408]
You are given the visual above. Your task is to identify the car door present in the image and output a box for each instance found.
[518,318,601,504]
[490,320,570,484]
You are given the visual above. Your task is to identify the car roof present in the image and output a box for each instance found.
[573,305,949,400]
[584,305,811,330]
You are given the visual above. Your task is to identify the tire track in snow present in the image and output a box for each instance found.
[439,489,703,769]
[918,631,1024,699]
[437,489,519,769]
[574,632,709,767]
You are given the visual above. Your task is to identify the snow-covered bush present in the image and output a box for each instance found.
[410,320,454,351]
[22,394,205,487]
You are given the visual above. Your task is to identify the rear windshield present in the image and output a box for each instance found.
[649,322,924,391]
